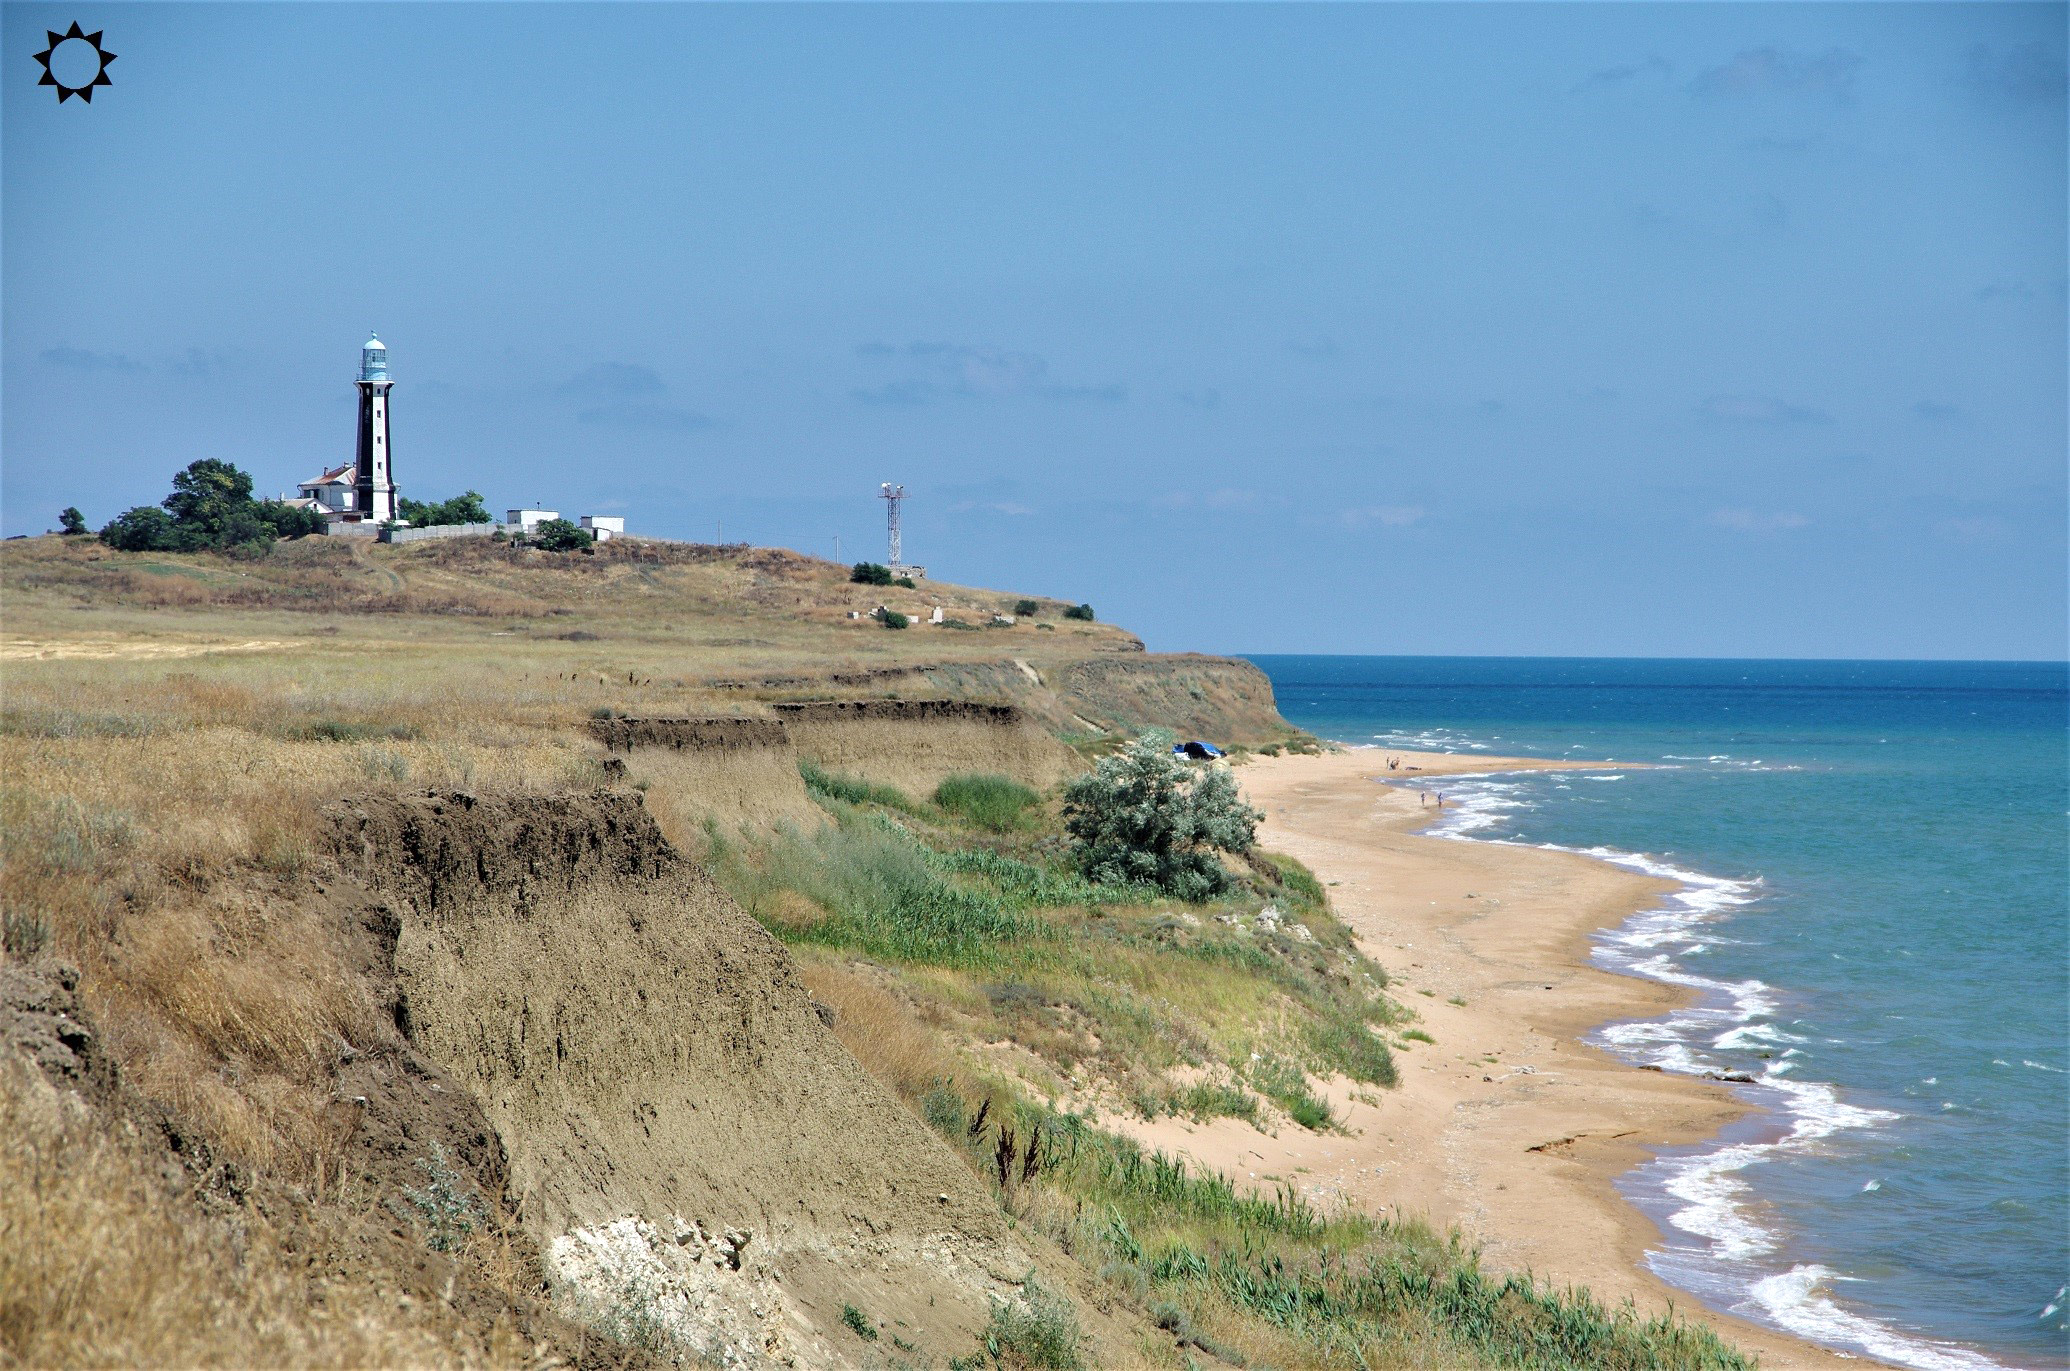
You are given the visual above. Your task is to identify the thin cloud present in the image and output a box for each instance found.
[576,402,715,432]
[852,341,1123,405]
[558,362,667,399]
[852,380,942,407]
[1698,394,1835,426]
[1574,55,1672,93]
[1159,488,1260,512]
[41,346,144,374]
[1710,508,1810,533]
[1911,400,1966,423]
[1691,47,1862,102]
[1340,504,1427,530]
[948,500,1036,517]
[1940,515,2009,541]
[1176,388,1222,410]
[168,348,229,378]
[1965,40,2067,110]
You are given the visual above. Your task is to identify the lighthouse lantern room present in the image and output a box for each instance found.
[354,334,398,522]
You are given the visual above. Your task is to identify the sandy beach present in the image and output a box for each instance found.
[1112,749,1861,1369]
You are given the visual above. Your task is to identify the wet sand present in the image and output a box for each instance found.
[1112,749,1859,1368]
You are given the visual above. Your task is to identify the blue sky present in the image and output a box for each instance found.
[4,3,2064,658]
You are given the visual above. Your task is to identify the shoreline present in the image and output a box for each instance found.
[1107,748,1863,1369]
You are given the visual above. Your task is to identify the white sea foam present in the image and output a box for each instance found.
[1417,762,1985,1368]
[2022,1060,2064,1073]
[1748,1266,2010,1371]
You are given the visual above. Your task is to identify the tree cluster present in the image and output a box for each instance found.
[98,460,324,554]
[526,517,593,552]
[1061,729,1262,900]
[850,562,893,585]
[1062,603,1096,622]
[397,490,491,527]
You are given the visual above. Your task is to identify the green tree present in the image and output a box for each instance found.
[530,517,593,551]
[57,507,87,536]
[880,610,910,630]
[850,562,893,586]
[257,502,327,538]
[1062,603,1095,622]
[98,459,323,553]
[1013,599,1039,617]
[98,506,183,552]
[161,458,270,549]
[1061,729,1261,900]
[398,490,492,527]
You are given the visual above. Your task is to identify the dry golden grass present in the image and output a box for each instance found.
[796,959,958,1101]
[0,531,1280,1369]
[0,1061,551,1370]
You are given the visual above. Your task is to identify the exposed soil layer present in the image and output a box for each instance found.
[773,699,1081,798]
[319,787,1104,1367]
[2,956,651,1370]
[588,716,790,753]
[1049,653,1288,744]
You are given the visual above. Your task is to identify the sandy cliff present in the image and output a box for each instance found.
[323,787,1114,1368]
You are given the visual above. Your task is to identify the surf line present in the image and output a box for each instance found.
[1406,768,2011,1371]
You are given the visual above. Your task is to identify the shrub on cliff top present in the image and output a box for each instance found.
[1061,729,1261,900]
[851,561,893,585]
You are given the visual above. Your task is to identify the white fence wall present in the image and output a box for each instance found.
[379,522,503,545]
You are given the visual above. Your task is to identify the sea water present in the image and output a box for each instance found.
[1247,657,2069,1371]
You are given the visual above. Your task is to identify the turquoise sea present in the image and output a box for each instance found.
[1247,657,2069,1371]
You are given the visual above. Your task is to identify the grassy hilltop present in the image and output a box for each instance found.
[0,532,1747,1370]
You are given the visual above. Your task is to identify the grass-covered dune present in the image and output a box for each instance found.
[717,770,1753,1371]
[0,532,1746,1369]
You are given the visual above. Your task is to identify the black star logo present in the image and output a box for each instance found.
[34,22,116,104]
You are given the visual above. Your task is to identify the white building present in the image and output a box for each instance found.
[292,463,358,516]
[506,509,560,532]
[580,515,625,542]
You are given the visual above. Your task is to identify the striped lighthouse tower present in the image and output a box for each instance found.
[354,334,398,522]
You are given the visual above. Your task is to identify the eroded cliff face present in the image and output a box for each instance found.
[588,716,826,836]
[771,700,1081,797]
[321,788,1093,1368]
[892,653,1291,746]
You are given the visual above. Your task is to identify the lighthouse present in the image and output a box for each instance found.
[353,334,398,522]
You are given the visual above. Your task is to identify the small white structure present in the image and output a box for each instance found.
[928,606,945,624]
[507,509,561,532]
[293,463,358,517]
[580,515,625,542]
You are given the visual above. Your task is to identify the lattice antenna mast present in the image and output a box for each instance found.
[880,483,905,567]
